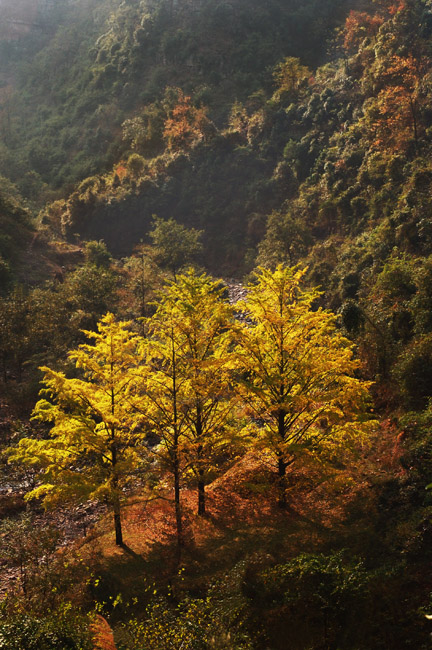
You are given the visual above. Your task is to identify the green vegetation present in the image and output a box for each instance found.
[0,180,33,290]
[3,0,432,648]
[0,0,351,200]
[0,603,92,650]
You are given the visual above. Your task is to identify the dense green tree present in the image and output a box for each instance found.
[83,240,112,269]
[63,262,118,330]
[121,244,162,321]
[257,211,312,269]
[149,216,203,280]
[272,56,311,102]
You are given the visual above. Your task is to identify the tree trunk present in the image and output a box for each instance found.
[112,476,123,546]
[114,506,123,546]
[196,430,206,515]
[198,472,205,516]
[174,452,183,557]
[173,445,183,566]
[2,352,7,384]
[277,409,287,508]
[111,440,123,546]
[172,332,183,559]
[277,453,287,509]
[410,95,418,152]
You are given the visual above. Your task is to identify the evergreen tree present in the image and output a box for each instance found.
[149,217,203,280]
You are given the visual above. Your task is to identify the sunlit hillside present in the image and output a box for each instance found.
[2,1,432,648]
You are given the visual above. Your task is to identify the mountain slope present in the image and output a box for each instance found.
[0,0,360,199]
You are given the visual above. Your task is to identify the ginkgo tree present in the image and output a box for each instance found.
[234,265,373,507]
[163,270,238,516]
[8,313,144,546]
[137,269,238,553]
[137,287,189,554]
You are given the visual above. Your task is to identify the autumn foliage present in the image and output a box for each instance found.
[9,314,144,546]
[234,266,373,505]
[114,163,127,180]
[91,615,117,650]
[364,55,425,152]
[9,267,373,544]
[163,91,210,151]
[342,11,384,52]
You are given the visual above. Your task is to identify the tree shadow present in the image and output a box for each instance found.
[120,543,143,560]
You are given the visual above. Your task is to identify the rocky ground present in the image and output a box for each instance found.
[0,496,107,597]
[227,281,247,305]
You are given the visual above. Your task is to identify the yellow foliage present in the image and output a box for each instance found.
[234,265,374,477]
[8,313,145,544]
[138,270,240,514]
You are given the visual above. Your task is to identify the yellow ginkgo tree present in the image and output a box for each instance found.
[137,292,189,554]
[137,269,238,556]
[234,265,373,507]
[8,313,144,546]
[161,270,238,516]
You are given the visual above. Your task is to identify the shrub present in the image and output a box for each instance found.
[0,602,92,650]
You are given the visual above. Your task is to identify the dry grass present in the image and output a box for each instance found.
[91,615,117,650]
[72,442,398,606]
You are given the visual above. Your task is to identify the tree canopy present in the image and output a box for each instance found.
[234,265,373,504]
[9,313,144,546]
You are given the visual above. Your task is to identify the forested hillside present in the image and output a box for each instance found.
[0,0,351,200]
[2,1,432,648]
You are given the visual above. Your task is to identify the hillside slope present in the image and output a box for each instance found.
[0,0,360,200]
